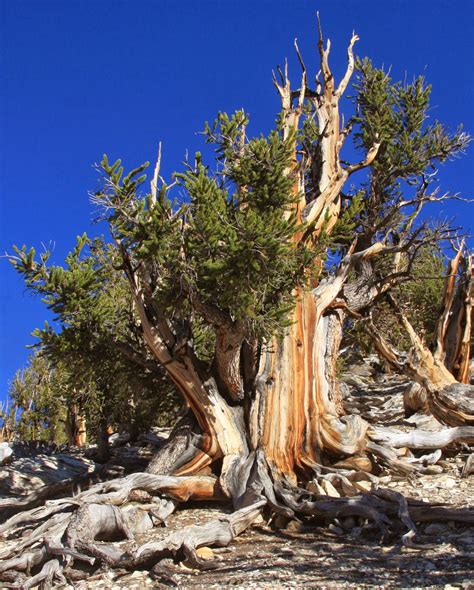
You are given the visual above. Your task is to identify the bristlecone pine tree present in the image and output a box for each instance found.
[3,20,474,585]
[9,236,181,458]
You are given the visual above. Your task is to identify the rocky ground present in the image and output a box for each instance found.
[1,364,473,589]
[77,499,473,590]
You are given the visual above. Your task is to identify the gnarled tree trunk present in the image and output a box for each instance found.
[124,26,382,490]
[366,249,474,426]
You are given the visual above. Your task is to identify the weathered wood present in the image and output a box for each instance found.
[0,501,74,535]
[370,425,474,449]
[403,382,429,417]
[74,472,224,505]
[135,500,266,569]
[429,383,474,426]
[461,453,474,478]
[0,546,47,575]
[23,558,66,589]
[434,245,473,384]
[366,441,417,475]
[67,503,135,549]
[373,488,417,546]
[367,302,474,427]
[146,412,204,476]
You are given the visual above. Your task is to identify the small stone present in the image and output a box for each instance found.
[320,479,340,498]
[285,520,306,533]
[440,477,456,490]
[328,523,344,535]
[353,480,372,493]
[196,546,214,560]
[424,465,444,474]
[307,480,325,495]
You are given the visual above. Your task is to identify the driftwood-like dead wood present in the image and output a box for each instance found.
[0,501,73,535]
[434,246,473,383]
[366,441,418,475]
[0,463,105,518]
[2,460,474,587]
[370,425,474,449]
[0,511,71,561]
[67,503,135,548]
[23,558,66,590]
[373,488,417,546]
[135,500,266,570]
[280,481,474,528]
[367,306,474,427]
[461,453,474,477]
[74,472,224,505]
[429,383,474,426]
[403,382,429,417]
[0,473,221,540]
[146,412,205,476]
[0,546,47,575]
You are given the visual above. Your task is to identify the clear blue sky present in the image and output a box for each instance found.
[1,0,473,400]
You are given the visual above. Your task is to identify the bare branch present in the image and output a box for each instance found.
[316,12,333,92]
[336,31,360,97]
[346,140,381,174]
[433,240,465,361]
[150,142,162,205]
[294,38,307,108]
[294,38,306,76]
[272,69,285,99]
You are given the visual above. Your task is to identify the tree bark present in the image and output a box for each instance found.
[65,403,87,447]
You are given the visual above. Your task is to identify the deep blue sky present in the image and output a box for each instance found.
[1,0,473,399]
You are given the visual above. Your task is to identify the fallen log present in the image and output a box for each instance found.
[369,425,474,449]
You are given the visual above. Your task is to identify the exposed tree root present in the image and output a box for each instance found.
[429,384,474,426]
[135,500,266,570]
[2,384,473,587]
[1,456,473,589]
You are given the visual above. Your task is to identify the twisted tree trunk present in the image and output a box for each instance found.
[366,249,474,426]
